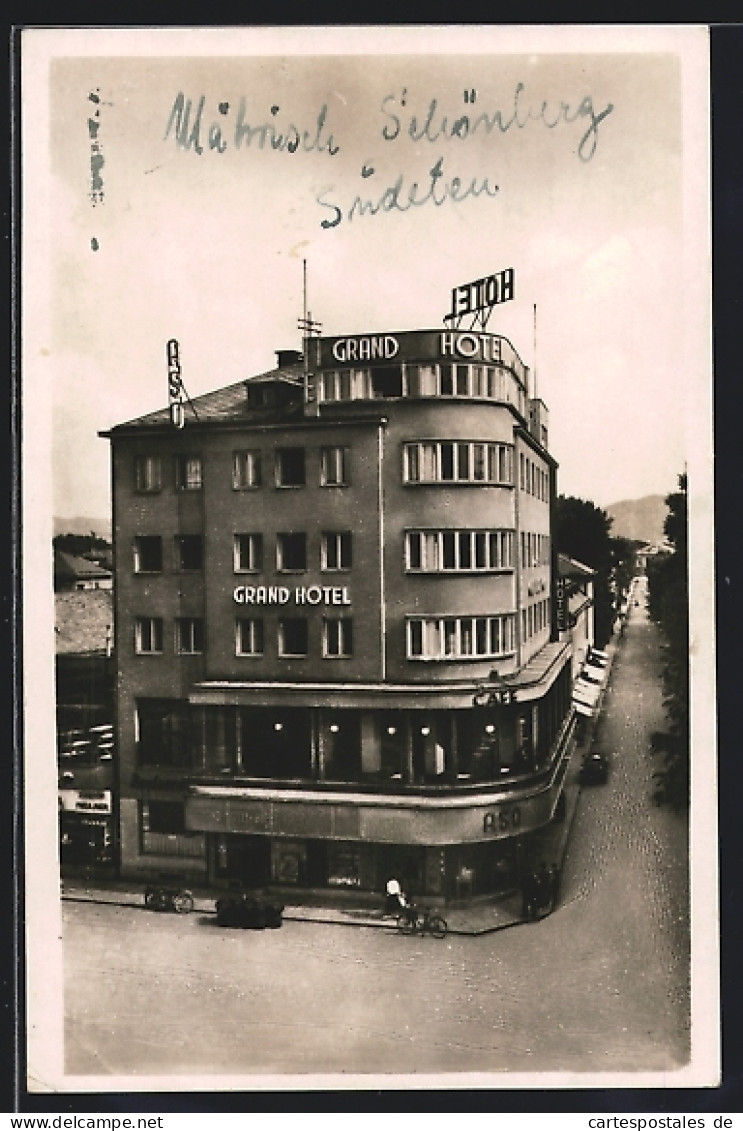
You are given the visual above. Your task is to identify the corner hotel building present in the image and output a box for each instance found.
[104,325,576,902]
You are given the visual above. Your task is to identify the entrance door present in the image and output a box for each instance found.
[214,834,271,888]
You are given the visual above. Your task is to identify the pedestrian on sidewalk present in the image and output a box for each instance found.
[385,877,406,917]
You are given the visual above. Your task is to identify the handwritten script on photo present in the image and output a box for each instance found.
[163,83,615,228]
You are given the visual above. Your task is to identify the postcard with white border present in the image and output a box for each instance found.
[21,24,717,1095]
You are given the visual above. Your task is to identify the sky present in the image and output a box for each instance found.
[24,26,711,522]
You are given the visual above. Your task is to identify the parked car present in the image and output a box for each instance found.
[579,751,610,785]
[215,892,284,929]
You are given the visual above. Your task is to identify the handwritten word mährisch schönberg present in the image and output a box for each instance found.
[163,84,614,229]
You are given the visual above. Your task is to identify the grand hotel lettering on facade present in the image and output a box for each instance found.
[103,326,576,901]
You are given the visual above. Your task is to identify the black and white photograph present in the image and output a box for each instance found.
[21,24,717,1094]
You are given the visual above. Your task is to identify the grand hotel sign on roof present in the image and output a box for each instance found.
[316,327,528,384]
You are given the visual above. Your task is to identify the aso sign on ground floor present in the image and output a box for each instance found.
[179,749,571,902]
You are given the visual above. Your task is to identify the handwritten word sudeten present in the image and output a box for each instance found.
[316,156,498,229]
[164,93,339,156]
[379,84,614,163]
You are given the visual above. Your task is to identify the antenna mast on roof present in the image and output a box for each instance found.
[297,258,322,414]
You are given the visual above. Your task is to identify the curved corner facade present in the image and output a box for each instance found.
[107,327,575,903]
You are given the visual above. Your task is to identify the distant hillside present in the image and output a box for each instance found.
[606,495,667,544]
[54,516,111,541]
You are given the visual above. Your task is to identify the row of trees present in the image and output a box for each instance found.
[554,480,689,813]
[646,475,689,811]
[554,495,637,649]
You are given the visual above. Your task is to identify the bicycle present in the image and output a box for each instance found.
[396,904,448,939]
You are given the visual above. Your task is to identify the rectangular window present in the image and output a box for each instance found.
[236,617,264,656]
[175,534,203,571]
[455,364,469,396]
[133,536,162,573]
[442,531,456,570]
[135,455,161,493]
[135,617,163,654]
[320,446,348,486]
[276,447,306,487]
[141,799,186,835]
[320,369,355,402]
[405,529,514,572]
[233,533,263,573]
[277,532,307,572]
[175,617,204,654]
[403,442,513,485]
[407,615,516,660]
[232,450,262,489]
[323,617,353,658]
[278,618,308,657]
[174,455,203,490]
[321,531,352,571]
[458,532,472,569]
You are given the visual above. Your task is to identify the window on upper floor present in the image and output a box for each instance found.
[407,614,516,660]
[134,617,164,654]
[321,531,352,571]
[232,449,262,489]
[323,617,353,658]
[278,617,308,657]
[403,441,514,485]
[276,532,307,572]
[405,529,514,572]
[174,454,203,491]
[371,365,403,398]
[320,446,349,486]
[175,617,204,655]
[233,533,263,573]
[236,617,264,656]
[276,447,305,487]
[133,536,163,573]
[134,455,162,493]
[175,534,203,571]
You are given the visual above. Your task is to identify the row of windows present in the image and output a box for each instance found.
[133,613,522,661]
[522,600,550,642]
[134,616,354,658]
[318,361,528,417]
[135,447,349,493]
[519,453,549,501]
[134,530,522,577]
[405,530,514,573]
[133,532,352,575]
[134,441,519,494]
[407,615,516,660]
[403,442,514,485]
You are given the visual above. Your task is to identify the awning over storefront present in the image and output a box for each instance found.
[188,642,572,710]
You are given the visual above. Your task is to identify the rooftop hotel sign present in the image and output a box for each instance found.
[445,267,515,330]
